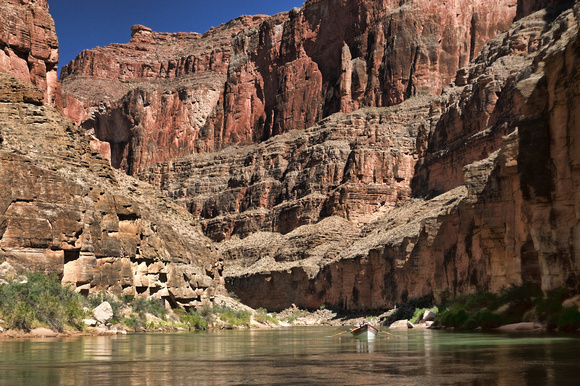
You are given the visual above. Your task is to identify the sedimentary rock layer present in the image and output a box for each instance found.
[3,0,579,314]
[0,0,61,108]
[0,73,223,308]
[223,3,580,311]
[61,16,268,174]
[141,95,435,241]
[61,0,519,175]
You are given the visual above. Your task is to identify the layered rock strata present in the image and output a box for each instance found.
[141,95,436,241]
[221,4,580,311]
[60,16,268,174]
[62,0,519,175]
[3,0,579,314]
[0,73,223,308]
[0,0,61,108]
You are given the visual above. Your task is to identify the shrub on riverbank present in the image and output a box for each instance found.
[176,309,208,330]
[0,273,176,333]
[383,294,433,326]
[0,273,273,334]
[175,304,253,330]
[0,273,86,332]
[213,304,251,328]
[410,307,439,324]
[254,308,279,325]
[434,284,579,332]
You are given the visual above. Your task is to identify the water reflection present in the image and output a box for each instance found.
[1,329,579,385]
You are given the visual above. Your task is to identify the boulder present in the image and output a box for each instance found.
[562,296,580,309]
[389,320,414,329]
[83,319,98,327]
[30,328,58,337]
[495,322,544,332]
[413,321,435,329]
[0,262,17,281]
[93,302,114,324]
[422,310,437,322]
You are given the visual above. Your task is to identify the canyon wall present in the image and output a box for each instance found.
[61,0,518,175]
[60,16,269,174]
[0,0,61,108]
[2,0,579,314]
[208,2,580,311]
[0,72,223,308]
[141,96,435,241]
[0,0,225,308]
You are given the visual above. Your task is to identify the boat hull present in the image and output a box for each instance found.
[351,324,378,340]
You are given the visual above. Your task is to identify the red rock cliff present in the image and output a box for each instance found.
[60,16,268,174]
[2,0,579,314]
[0,0,61,108]
[222,3,580,311]
[61,0,518,174]
[0,73,222,307]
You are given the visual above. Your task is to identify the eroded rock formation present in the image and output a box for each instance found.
[3,0,579,314]
[0,73,223,308]
[222,2,580,311]
[60,15,268,174]
[0,0,61,108]
[141,95,435,241]
[62,0,519,175]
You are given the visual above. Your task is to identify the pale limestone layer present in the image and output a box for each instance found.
[0,73,223,308]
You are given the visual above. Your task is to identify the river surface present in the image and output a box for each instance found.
[1,327,579,385]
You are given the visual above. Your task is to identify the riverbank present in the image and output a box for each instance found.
[2,272,579,339]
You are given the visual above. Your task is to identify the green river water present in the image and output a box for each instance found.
[1,327,579,385]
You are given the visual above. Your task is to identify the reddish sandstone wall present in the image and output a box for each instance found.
[0,0,61,108]
[61,0,518,174]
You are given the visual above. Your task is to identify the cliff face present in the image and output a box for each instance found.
[60,16,268,174]
[0,0,61,108]
[141,96,435,241]
[61,0,518,175]
[3,0,579,314]
[221,3,580,311]
[223,0,517,142]
[0,73,222,308]
[0,0,223,307]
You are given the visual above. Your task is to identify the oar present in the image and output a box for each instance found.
[328,328,355,337]
[378,328,396,338]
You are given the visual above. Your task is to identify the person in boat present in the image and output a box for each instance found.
[356,320,368,329]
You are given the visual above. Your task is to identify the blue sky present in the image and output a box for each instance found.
[49,0,305,74]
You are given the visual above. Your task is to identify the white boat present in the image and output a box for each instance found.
[351,322,378,340]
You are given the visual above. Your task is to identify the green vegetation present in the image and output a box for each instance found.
[0,273,175,333]
[0,273,86,332]
[177,304,257,329]
[254,308,279,325]
[213,304,251,328]
[410,307,439,324]
[129,296,166,320]
[434,284,579,332]
[381,284,579,333]
[383,294,433,326]
[3,273,577,335]
[0,273,283,334]
[176,309,208,331]
[285,309,303,323]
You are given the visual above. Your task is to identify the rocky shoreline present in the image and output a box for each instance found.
[0,305,569,341]
[0,320,555,343]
